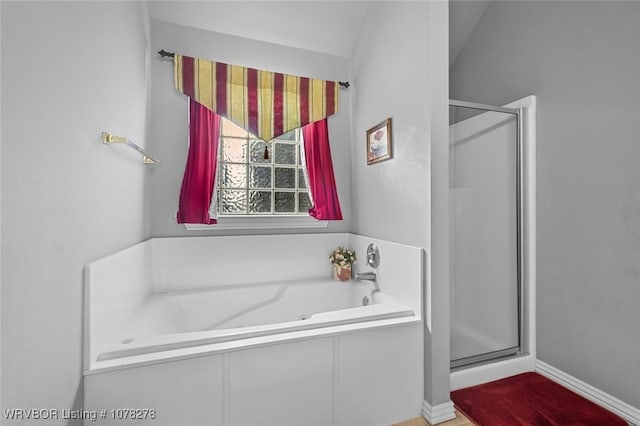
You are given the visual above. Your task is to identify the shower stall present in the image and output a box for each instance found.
[449,99,528,371]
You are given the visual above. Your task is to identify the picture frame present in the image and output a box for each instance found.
[366,118,393,165]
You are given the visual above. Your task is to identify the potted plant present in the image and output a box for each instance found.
[329,247,356,281]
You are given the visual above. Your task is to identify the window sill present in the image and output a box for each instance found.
[184,215,328,231]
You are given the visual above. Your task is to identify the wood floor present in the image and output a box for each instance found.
[392,409,473,426]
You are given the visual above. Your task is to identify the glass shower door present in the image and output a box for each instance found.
[449,101,522,369]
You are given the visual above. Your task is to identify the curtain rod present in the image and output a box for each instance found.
[158,49,350,89]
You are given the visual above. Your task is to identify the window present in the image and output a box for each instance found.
[213,118,313,217]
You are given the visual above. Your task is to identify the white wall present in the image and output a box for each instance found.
[1,1,150,422]
[0,2,3,415]
[0,1,450,421]
[350,3,430,248]
[148,19,352,237]
[349,0,450,411]
[451,1,640,409]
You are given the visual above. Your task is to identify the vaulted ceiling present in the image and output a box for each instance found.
[449,0,489,66]
[147,1,370,58]
[148,1,489,67]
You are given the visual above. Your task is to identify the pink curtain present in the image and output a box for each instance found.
[177,99,221,224]
[302,118,343,220]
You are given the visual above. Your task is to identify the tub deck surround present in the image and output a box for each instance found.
[84,233,423,372]
[84,234,424,425]
[96,280,414,362]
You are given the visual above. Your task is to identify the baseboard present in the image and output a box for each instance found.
[422,399,456,425]
[535,360,640,426]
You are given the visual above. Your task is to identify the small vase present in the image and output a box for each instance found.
[334,264,352,281]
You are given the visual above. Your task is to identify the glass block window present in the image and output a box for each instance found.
[215,118,311,216]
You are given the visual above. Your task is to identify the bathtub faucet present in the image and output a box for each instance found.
[354,271,380,292]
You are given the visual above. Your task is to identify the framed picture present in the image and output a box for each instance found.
[366,118,393,165]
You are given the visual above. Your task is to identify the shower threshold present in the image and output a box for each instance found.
[451,346,521,371]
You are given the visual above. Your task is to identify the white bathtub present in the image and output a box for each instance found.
[97,279,413,361]
[84,234,424,425]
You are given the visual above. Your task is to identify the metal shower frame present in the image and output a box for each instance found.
[449,99,525,370]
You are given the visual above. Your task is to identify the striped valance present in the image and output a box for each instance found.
[174,54,339,142]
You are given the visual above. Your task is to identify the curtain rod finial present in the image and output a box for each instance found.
[158,49,175,58]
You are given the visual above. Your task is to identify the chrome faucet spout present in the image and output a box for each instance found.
[355,271,376,281]
[354,271,380,292]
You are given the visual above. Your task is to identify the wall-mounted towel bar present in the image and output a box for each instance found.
[101,132,159,165]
